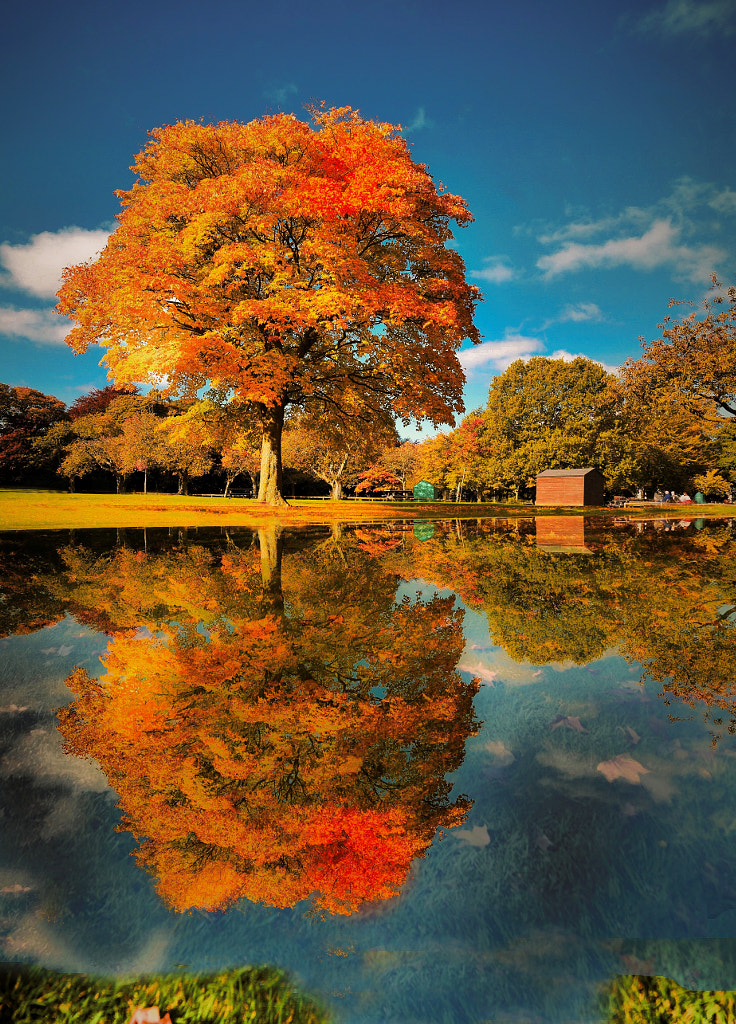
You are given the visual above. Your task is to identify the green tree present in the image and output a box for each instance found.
[483,357,616,497]
[156,410,216,494]
[715,418,736,485]
[602,370,716,492]
[0,384,68,483]
[693,468,732,500]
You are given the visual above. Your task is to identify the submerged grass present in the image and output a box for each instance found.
[601,973,736,1023]
[0,964,330,1024]
[1,489,733,531]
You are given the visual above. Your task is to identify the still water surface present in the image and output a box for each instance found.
[1,517,736,1022]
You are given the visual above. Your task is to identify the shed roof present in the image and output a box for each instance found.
[536,468,603,478]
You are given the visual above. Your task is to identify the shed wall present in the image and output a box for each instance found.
[535,477,586,506]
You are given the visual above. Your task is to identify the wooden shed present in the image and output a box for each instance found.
[535,468,605,506]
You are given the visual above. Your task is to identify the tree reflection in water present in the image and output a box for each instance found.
[55,526,480,915]
[3,516,734,919]
[2,517,736,1017]
[395,516,736,740]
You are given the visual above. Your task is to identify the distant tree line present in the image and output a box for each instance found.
[0,382,399,498]
[2,279,734,501]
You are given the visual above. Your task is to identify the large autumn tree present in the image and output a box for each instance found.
[57,107,481,506]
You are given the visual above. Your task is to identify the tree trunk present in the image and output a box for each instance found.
[257,404,290,507]
[330,480,343,501]
[258,525,284,614]
[455,465,466,503]
[177,472,189,495]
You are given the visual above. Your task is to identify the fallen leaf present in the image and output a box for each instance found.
[550,715,588,733]
[57,645,73,657]
[455,825,490,847]
[619,725,640,745]
[597,754,650,784]
[0,705,29,714]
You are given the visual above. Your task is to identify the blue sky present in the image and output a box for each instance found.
[1,0,734,429]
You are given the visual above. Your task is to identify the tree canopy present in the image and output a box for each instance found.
[619,276,736,421]
[482,356,616,496]
[57,106,481,506]
[0,384,68,482]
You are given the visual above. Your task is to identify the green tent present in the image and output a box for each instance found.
[413,480,436,501]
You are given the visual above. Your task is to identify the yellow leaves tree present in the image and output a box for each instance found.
[58,107,481,507]
[620,276,736,423]
[282,408,398,500]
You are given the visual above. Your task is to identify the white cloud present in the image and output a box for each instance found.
[0,727,109,793]
[0,306,71,345]
[537,218,726,282]
[635,0,736,36]
[459,334,545,371]
[555,302,604,324]
[710,187,736,214]
[406,107,434,132]
[0,227,109,300]
[538,209,650,245]
[533,178,735,285]
[471,258,516,284]
[547,349,620,376]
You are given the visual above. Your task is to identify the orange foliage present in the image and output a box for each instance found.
[57,108,481,504]
[58,532,479,915]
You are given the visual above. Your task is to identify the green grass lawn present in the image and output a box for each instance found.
[1,489,734,532]
[0,964,329,1023]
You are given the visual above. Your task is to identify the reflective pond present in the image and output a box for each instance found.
[1,516,736,1023]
